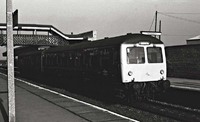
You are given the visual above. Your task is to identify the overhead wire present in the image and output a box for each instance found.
[149,14,155,31]
[158,12,200,15]
[158,12,200,24]
[148,12,200,37]
[162,34,196,37]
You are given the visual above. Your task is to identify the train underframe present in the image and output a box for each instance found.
[115,80,170,102]
[19,67,170,102]
[44,70,171,102]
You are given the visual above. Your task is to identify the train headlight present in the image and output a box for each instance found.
[160,70,164,74]
[128,71,133,76]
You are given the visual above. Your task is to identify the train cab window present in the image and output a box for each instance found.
[147,47,163,63]
[127,47,145,64]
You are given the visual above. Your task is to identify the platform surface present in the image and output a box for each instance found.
[169,77,200,91]
[0,74,136,122]
[0,76,89,122]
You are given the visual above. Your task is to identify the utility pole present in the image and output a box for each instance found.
[155,11,158,32]
[6,0,16,121]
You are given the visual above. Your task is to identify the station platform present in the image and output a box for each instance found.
[169,77,200,91]
[0,74,137,122]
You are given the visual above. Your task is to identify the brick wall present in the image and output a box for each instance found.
[166,44,200,79]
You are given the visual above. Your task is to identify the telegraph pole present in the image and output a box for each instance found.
[155,11,158,32]
[6,0,16,121]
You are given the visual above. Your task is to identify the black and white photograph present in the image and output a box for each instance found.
[0,0,200,122]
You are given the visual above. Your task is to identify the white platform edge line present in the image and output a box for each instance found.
[0,73,139,122]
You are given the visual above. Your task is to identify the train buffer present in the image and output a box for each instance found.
[0,73,138,122]
[169,77,200,92]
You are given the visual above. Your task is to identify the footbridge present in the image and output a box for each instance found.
[0,23,97,57]
[0,23,97,46]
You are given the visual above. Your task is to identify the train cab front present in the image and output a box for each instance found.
[120,41,170,95]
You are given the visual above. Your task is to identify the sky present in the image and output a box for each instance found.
[0,0,200,59]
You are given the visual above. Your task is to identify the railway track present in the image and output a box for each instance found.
[16,79,200,121]
[132,99,200,122]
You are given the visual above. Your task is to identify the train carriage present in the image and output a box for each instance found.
[18,33,170,100]
[18,50,43,76]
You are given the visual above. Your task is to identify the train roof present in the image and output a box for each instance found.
[45,33,163,53]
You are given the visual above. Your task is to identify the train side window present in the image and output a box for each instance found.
[75,52,81,67]
[50,54,54,65]
[127,47,145,64]
[49,55,51,65]
[64,52,69,66]
[36,55,39,65]
[55,54,58,66]
[82,52,86,68]
[52,54,55,65]
[85,53,90,69]
[58,54,62,66]
[60,53,65,66]
[100,48,112,68]
[57,53,63,66]
[89,49,99,68]
[44,55,46,66]
[113,49,119,66]
[47,55,50,66]
[68,52,74,67]
[45,55,47,66]
[55,55,58,66]
[58,54,60,66]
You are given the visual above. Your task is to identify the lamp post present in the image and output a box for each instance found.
[6,0,16,121]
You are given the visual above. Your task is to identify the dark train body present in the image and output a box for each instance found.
[18,33,170,100]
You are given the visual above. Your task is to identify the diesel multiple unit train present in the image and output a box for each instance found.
[18,33,170,100]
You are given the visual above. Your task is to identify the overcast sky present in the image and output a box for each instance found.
[0,0,200,59]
